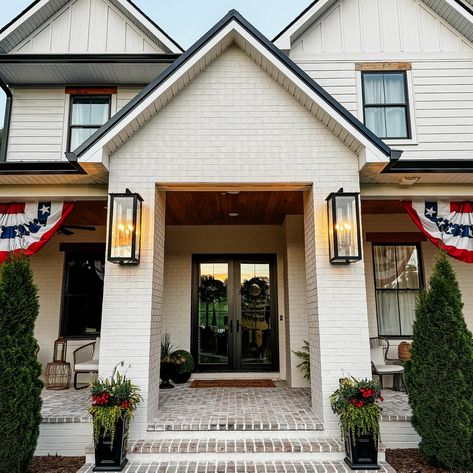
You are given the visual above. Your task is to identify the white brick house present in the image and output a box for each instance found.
[0,0,473,466]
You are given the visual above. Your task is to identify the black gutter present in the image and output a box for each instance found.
[0,53,180,64]
[273,0,320,42]
[69,9,393,160]
[383,159,473,174]
[0,161,86,175]
[0,78,12,163]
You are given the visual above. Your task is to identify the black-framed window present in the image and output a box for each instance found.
[362,72,410,139]
[68,95,111,151]
[60,251,105,338]
[372,244,422,337]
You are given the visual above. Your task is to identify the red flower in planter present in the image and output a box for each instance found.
[92,392,110,406]
[120,400,130,410]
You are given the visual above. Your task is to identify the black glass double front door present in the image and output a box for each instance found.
[192,255,278,372]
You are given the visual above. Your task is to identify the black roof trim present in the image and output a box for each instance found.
[70,9,392,160]
[454,0,473,17]
[0,161,86,175]
[0,53,180,64]
[273,0,320,42]
[0,0,183,53]
[383,159,473,174]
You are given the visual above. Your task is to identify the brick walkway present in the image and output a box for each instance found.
[147,381,323,431]
[40,383,411,426]
[77,460,396,473]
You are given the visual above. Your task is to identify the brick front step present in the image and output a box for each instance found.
[77,460,395,473]
[85,438,386,464]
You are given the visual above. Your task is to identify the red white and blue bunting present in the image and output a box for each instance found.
[403,200,473,264]
[0,202,74,264]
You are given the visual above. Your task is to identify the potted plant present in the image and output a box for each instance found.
[89,362,141,472]
[330,377,383,470]
[160,332,176,389]
[170,349,194,383]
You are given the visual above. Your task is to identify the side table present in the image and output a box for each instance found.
[45,361,72,390]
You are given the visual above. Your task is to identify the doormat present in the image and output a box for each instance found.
[190,379,275,388]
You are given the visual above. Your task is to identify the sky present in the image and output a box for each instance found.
[0,0,310,122]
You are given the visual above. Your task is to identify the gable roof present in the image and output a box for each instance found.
[66,9,398,167]
[273,0,473,50]
[0,0,183,54]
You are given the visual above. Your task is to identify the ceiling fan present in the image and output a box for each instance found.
[58,225,96,236]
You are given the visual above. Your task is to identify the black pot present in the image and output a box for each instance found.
[171,371,192,384]
[344,428,380,470]
[160,362,176,389]
[93,413,128,472]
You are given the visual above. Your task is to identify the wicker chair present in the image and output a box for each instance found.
[73,339,99,389]
[369,337,405,390]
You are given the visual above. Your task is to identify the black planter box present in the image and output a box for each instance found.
[93,414,128,472]
[344,429,380,470]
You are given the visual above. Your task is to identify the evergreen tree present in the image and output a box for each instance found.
[405,252,473,469]
[0,255,43,472]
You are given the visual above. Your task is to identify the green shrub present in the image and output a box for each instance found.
[0,255,43,472]
[405,252,473,470]
[171,350,194,373]
[292,340,310,380]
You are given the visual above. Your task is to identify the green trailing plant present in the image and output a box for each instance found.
[89,362,141,447]
[292,340,310,380]
[330,378,383,443]
[170,349,194,373]
[0,254,43,473]
[405,252,473,470]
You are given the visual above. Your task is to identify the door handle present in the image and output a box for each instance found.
[237,320,240,333]
[229,320,233,333]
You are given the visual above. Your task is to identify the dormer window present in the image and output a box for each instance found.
[68,95,111,151]
[361,71,410,140]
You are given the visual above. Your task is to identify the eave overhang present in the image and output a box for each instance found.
[383,159,473,174]
[0,161,85,175]
[0,54,180,86]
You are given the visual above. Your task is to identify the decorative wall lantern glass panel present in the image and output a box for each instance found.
[326,190,362,264]
[108,190,143,265]
[53,337,67,362]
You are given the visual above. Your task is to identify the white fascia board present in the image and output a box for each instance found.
[0,0,49,42]
[80,20,388,164]
[114,0,183,53]
[273,0,333,50]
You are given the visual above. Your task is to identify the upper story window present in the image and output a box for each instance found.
[362,72,410,140]
[373,244,422,338]
[68,95,111,151]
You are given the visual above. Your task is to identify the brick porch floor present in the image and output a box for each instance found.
[40,381,411,426]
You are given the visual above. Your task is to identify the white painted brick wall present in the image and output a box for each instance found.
[106,45,372,436]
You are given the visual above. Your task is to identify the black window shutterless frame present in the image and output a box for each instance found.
[361,71,411,140]
[372,243,424,339]
[191,254,279,372]
[67,95,111,152]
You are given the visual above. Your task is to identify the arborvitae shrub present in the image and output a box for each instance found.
[0,255,43,472]
[405,252,473,470]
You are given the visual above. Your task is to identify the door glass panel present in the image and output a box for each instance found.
[240,262,272,366]
[198,263,228,365]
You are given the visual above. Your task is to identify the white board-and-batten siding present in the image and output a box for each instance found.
[291,0,473,161]
[10,0,163,54]
[6,87,142,162]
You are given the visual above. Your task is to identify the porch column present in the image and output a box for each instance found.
[283,215,308,387]
[98,186,166,436]
[303,186,372,434]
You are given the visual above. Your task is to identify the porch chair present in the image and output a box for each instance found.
[369,337,405,390]
[73,337,100,389]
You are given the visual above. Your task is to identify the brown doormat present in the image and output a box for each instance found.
[190,379,275,388]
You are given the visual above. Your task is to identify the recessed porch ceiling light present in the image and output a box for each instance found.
[228,213,239,217]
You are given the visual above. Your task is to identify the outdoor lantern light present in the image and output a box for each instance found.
[326,189,362,264]
[53,337,67,362]
[108,189,143,265]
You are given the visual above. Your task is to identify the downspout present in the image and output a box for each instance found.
[0,79,12,163]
